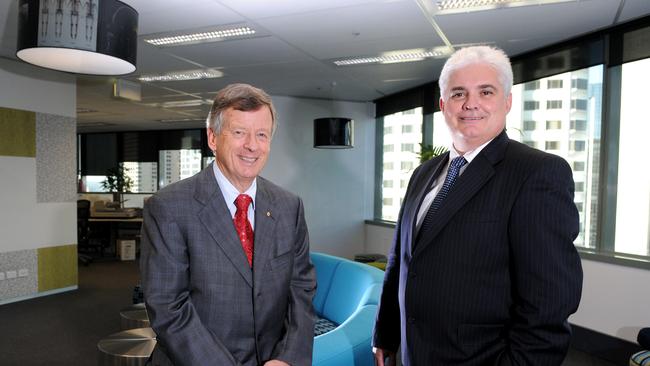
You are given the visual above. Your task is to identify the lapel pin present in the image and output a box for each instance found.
[266,211,271,217]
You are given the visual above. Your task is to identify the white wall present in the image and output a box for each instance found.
[0,58,77,255]
[263,96,375,259]
[0,58,76,118]
[364,223,650,343]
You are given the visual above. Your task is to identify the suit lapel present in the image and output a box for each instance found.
[252,178,277,288]
[404,153,448,257]
[195,165,253,287]
[413,131,509,256]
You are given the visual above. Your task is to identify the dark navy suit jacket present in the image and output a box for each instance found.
[374,130,583,365]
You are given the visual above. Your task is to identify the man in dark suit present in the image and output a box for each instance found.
[373,46,583,365]
[140,83,316,366]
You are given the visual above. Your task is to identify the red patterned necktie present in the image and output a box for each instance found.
[234,194,254,267]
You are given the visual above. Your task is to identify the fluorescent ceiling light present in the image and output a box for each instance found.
[334,47,452,66]
[435,0,579,14]
[144,26,257,47]
[160,100,211,108]
[157,118,205,123]
[138,69,223,82]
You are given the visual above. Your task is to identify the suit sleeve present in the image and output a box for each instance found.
[140,195,240,366]
[273,198,317,366]
[497,156,583,365]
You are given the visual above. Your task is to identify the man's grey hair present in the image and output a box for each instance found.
[438,46,513,101]
[206,83,277,136]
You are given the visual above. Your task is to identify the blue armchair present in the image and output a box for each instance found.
[310,252,385,366]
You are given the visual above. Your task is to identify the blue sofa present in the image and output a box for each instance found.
[311,252,385,366]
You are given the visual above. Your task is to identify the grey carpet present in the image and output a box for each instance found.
[0,259,619,366]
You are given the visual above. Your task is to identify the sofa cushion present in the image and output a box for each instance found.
[311,253,341,315]
[321,259,384,325]
[314,315,338,336]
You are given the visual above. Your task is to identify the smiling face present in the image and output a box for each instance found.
[439,63,512,154]
[207,106,273,192]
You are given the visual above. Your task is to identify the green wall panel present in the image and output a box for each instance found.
[37,244,78,292]
[0,107,36,157]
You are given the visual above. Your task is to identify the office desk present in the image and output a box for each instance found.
[88,217,143,258]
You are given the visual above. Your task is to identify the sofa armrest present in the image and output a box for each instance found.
[313,305,377,366]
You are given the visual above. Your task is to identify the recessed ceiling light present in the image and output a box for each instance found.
[333,47,452,66]
[435,0,579,14]
[144,25,257,47]
[137,69,223,82]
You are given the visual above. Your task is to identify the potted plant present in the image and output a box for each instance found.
[101,166,133,208]
[417,143,448,163]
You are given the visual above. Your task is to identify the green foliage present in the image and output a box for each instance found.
[101,165,133,193]
[417,144,448,163]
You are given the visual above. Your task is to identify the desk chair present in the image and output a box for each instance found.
[77,199,110,264]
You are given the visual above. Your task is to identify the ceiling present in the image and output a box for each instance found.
[1,0,649,132]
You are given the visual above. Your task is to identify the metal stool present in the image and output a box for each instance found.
[97,327,156,366]
[120,303,150,330]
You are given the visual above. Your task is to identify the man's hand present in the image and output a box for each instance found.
[373,347,397,366]
[264,360,289,366]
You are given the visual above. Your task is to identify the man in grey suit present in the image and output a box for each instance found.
[373,46,583,365]
[141,83,316,366]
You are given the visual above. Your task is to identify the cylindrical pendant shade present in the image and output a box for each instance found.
[314,117,354,149]
[16,0,138,75]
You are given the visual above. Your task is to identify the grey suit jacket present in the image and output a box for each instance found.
[374,130,583,365]
[140,164,316,366]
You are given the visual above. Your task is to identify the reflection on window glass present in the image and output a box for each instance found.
[81,175,108,192]
[158,149,202,189]
[380,107,423,221]
[122,162,158,193]
[507,65,603,249]
[615,58,650,256]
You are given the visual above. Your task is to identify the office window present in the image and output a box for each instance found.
[575,182,585,192]
[614,57,650,256]
[400,179,407,188]
[524,80,540,90]
[122,162,158,193]
[573,161,585,171]
[401,143,414,152]
[524,101,539,110]
[506,65,603,249]
[571,120,587,131]
[571,140,586,152]
[547,100,563,109]
[523,120,536,131]
[547,79,563,89]
[571,99,588,110]
[546,120,562,130]
[384,126,393,135]
[158,149,202,189]
[379,107,423,221]
[545,141,560,150]
[572,78,588,90]
[383,180,393,188]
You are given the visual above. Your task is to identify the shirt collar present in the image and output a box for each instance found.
[212,163,256,209]
[450,137,494,164]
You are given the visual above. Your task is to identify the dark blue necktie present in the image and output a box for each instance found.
[418,156,467,239]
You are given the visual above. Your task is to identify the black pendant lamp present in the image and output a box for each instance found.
[16,0,138,75]
[314,81,354,149]
[314,117,354,149]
